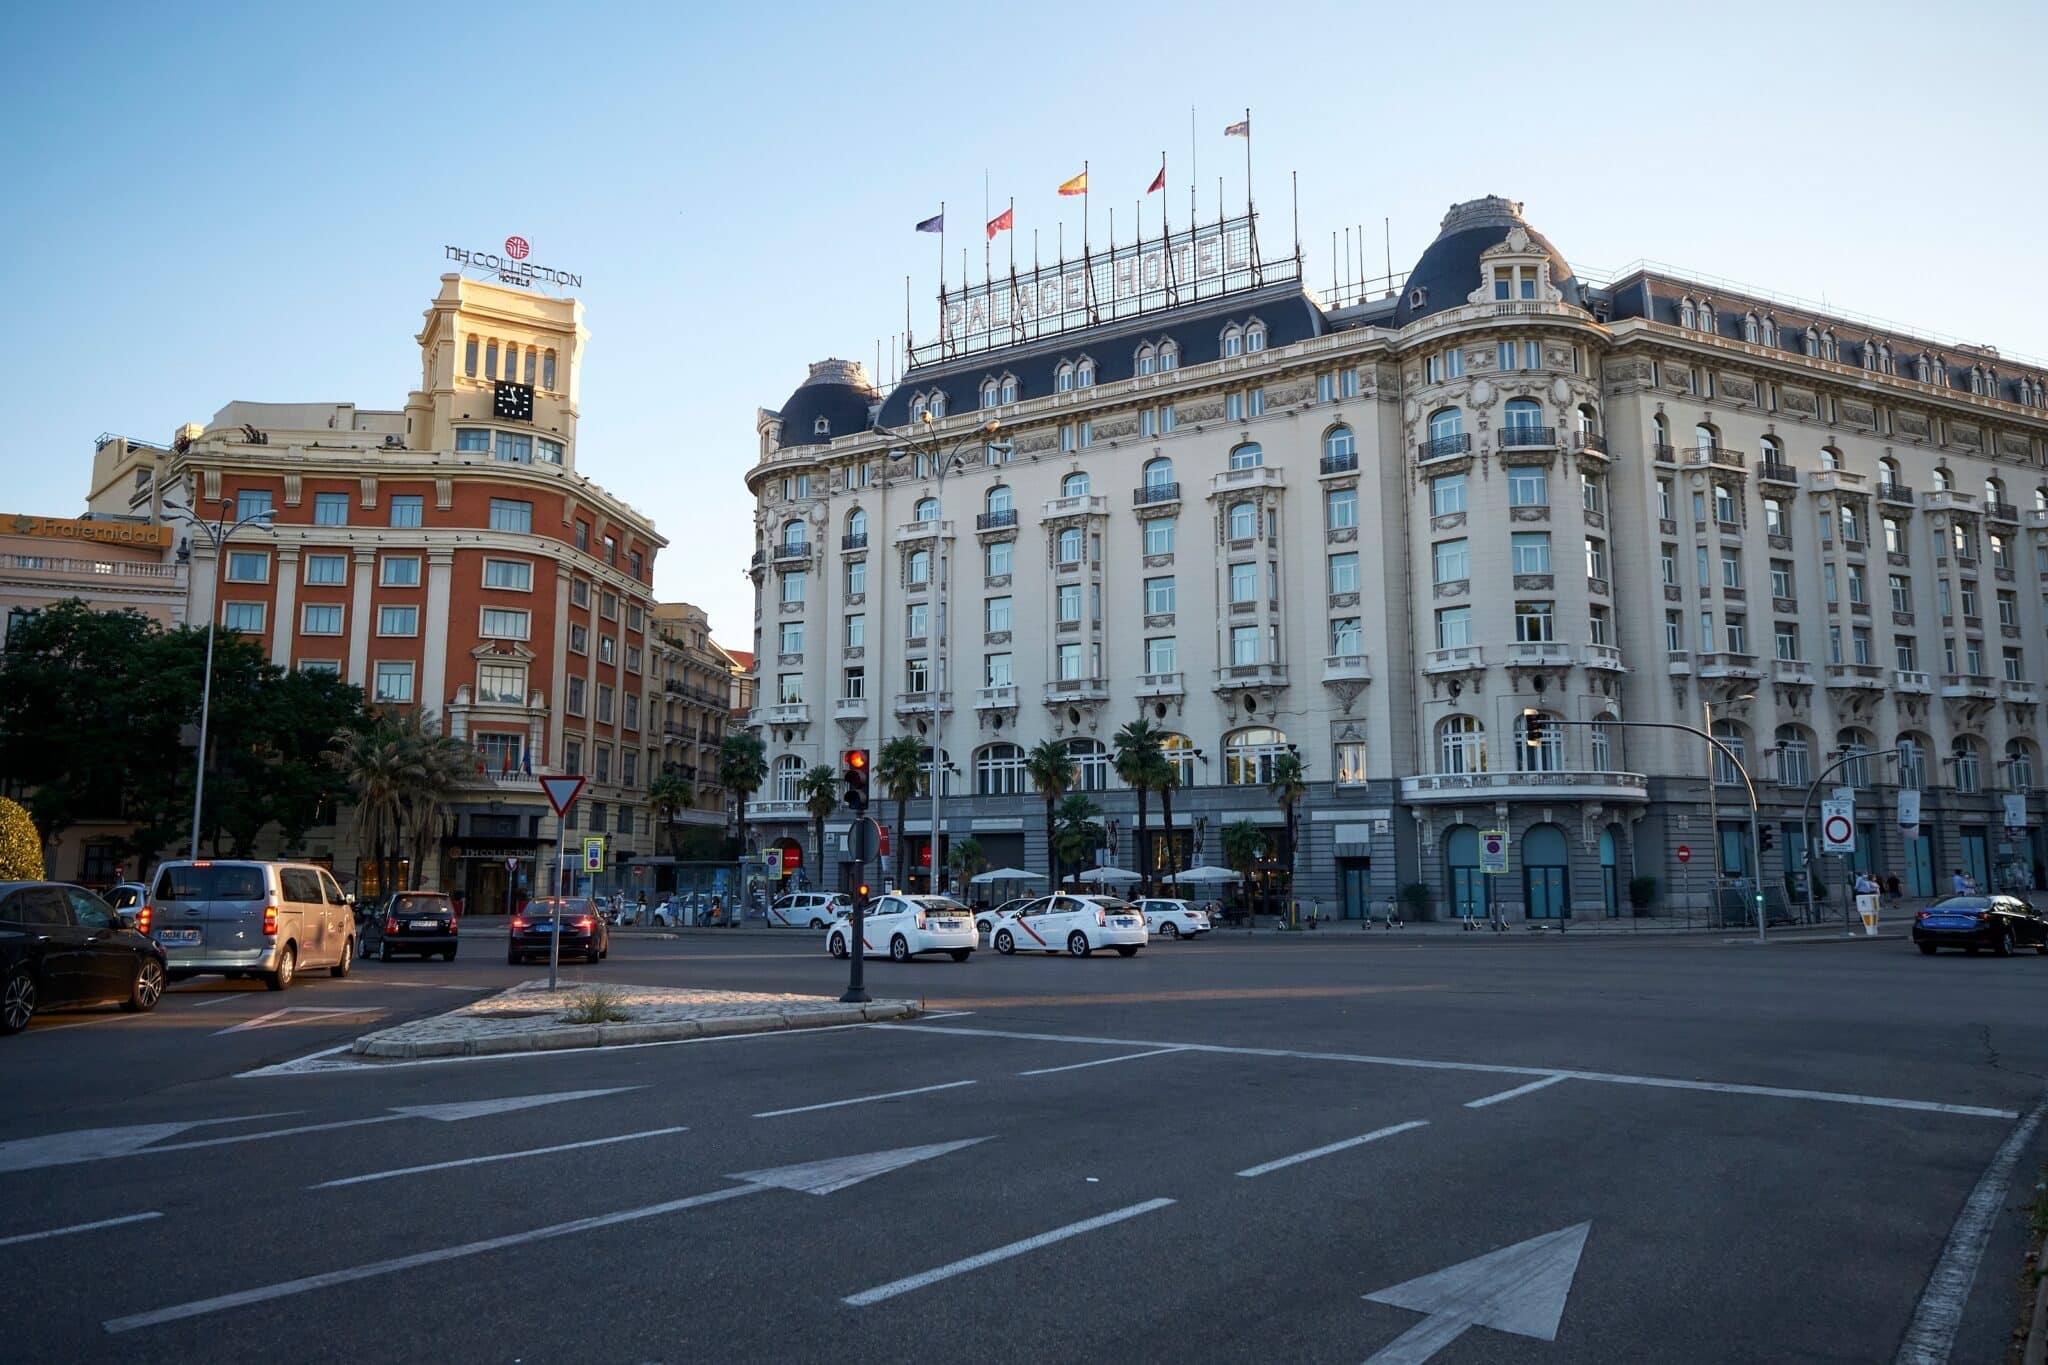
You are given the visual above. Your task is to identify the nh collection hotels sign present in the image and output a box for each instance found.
[445,236,584,290]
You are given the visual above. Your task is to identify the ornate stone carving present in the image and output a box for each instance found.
[983,631,1010,647]
[1431,512,1467,532]
[1780,388,1818,417]
[1328,592,1359,609]
[1513,574,1554,591]
[1179,398,1226,424]
[1895,411,1932,441]
[1510,505,1550,523]
[1328,527,1358,545]
[1997,432,2033,459]
[1840,399,1878,428]
[1325,679,1366,713]
[1144,613,1175,629]
[1013,429,1059,455]
[1093,415,1140,441]
[1434,579,1469,600]
[1270,380,1316,406]
[1719,374,1759,405]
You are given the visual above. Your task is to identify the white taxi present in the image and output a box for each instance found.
[977,897,1033,935]
[825,894,976,963]
[990,894,1147,958]
[1134,897,1211,939]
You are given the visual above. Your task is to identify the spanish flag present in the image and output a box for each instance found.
[1057,171,1087,196]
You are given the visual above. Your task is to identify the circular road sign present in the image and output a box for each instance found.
[1676,845,1691,864]
[1823,813,1854,848]
[1482,833,1505,857]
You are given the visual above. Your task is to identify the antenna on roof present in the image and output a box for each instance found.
[1343,227,1351,302]
[1384,217,1392,291]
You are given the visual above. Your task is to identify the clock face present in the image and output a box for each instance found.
[494,381,534,422]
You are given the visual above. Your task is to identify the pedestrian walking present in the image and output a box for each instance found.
[1951,868,1970,895]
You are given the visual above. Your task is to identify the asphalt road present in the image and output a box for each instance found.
[2,922,2044,1364]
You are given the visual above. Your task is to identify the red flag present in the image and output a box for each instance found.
[986,207,1012,240]
[1058,171,1087,196]
[1146,164,1165,194]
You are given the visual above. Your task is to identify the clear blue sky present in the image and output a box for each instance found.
[3,0,2044,645]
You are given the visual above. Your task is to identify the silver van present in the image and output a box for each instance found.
[148,860,356,989]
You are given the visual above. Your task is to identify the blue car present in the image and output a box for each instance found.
[1912,895,2048,956]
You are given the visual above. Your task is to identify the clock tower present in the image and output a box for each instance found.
[404,273,586,467]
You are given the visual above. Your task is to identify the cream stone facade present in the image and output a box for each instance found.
[741,197,2048,919]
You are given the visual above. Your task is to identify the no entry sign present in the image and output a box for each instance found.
[1820,800,1856,854]
[1676,845,1691,865]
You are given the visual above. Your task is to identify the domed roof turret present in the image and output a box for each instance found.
[1392,196,1581,327]
[773,358,876,448]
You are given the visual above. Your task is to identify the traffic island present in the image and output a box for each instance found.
[350,980,916,1059]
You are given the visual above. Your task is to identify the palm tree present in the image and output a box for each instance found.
[1220,819,1268,922]
[798,764,839,890]
[717,731,767,851]
[875,735,924,891]
[1268,751,1308,919]
[392,709,475,892]
[328,718,404,898]
[646,772,694,858]
[1113,719,1165,894]
[1024,739,1075,889]
[1151,751,1182,889]
[1051,792,1104,881]
[948,835,986,896]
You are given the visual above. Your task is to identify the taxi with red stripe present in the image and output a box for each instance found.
[990,893,1147,958]
[825,895,977,963]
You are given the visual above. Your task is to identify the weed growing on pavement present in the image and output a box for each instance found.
[559,986,631,1024]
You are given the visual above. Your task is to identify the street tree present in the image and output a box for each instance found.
[1221,819,1269,919]
[717,731,768,849]
[1151,750,1182,888]
[798,764,839,888]
[948,835,986,891]
[0,798,43,880]
[1024,739,1075,890]
[646,773,694,856]
[1051,792,1104,883]
[1112,719,1165,894]
[1268,752,1308,914]
[875,735,924,891]
[202,657,364,856]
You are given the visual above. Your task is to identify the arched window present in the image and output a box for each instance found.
[1229,442,1264,470]
[1056,527,1083,563]
[1220,325,1243,358]
[974,742,1027,796]
[1223,726,1290,785]
[2006,741,2035,792]
[1775,726,1811,787]
[1820,445,1841,470]
[1055,362,1075,393]
[1061,471,1090,497]
[1932,466,1952,493]
[2036,486,2048,514]
[1075,358,1095,388]
[1428,408,1463,442]
[1836,729,1874,788]
[1822,330,1838,363]
[1743,314,1760,344]
[542,349,558,390]
[1516,711,1563,773]
[1065,738,1110,791]
[1697,300,1716,333]
[1001,376,1018,403]
[1437,715,1486,775]
[1136,344,1156,377]
[1879,457,1902,492]
[911,394,930,421]
[1577,404,1600,437]
[1503,398,1542,434]
[1758,435,1781,468]
[1227,502,1257,540]
[846,508,867,541]
[1950,737,1983,794]
[1916,354,1933,384]
[1245,321,1267,352]
[1652,413,1670,450]
[1897,734,1927,789]
[985,485,1012,516]
[484,339,499,380]
[464,334,480,377]
[1159,732,1195,788]
[1589,718,1613,772]
[908,548,931,584]
[1711,720,1747,787]
[914,497,939,522]
[1804,327,1820,357]
[1694,422,1718,453]
[1986,477,2006,508]
[504,342,518,381]
[779,519,806,550]
[1323,425,1356,463]
[1142,456,1174,491]
[1679,298,1697,330]
[772,754,805,803]
[1157,340,1179,371]
[980,379,999,408]
[929,391,946,418]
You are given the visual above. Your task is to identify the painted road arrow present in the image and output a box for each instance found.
[1362,1221,1591,1363]
[105,1137,991,1332]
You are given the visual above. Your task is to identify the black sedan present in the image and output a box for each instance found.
[509,898,609,965]
[1912,894,2048,956]
[1,881,169,1033]
[363,891,460,962]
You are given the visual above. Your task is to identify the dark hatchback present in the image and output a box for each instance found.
[509,898,608,965]
[1,881,169,1034]
[1912,895,2048,956]
[363,891,459,962]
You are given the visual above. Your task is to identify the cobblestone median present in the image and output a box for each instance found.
[351,979,915,1059]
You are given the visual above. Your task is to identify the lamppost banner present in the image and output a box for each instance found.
[1897,789,1921,839]
[2003,793,2028,832]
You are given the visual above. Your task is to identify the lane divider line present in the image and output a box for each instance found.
[1018,1047,1188,1078]
[0,1211,162,1247]
[1465,1074,1569,1109]
[314,1127,688,1188]
[843,1198,1177,1307]
[1236,1121,1430,1178]
[753,1080,976,1119]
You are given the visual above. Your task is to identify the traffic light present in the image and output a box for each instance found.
[1758,826,1775,852]
[843,748,870,812]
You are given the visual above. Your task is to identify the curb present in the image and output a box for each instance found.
[2025,1230,2047,1365]
[350,1000,916,1059]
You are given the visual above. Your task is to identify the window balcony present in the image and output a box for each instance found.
[1497,425,1557,451]
[762,702,810,726]
[1893,669,1933,695]
[744,798,806,821]
[892,690,952,717]
[1758,462,1800,485]
[1043,678,1110,703]
[1212,663,1288,690]
[1823,663,1885,691]
[1133,671,1184,698]
[1423,646,1484,674]
[1698,652,1762,679]
[1583,643,1625,672]
[1653,443,1678,464]
[1683,445,1747,469]
[1318,451,1358,476]
[833,695,869,722]
[976,684,1018,709]
[975,509,1018,532]
[1985,501,2020,524]
[2002,679,2039,705]
[1505,641,1571,666]
[839,532,868,552]
[1042,494,1108,518]
[1401,771,1649,804]
[1940,673,1997,700]
[1321,653,1372,683]
[1571,431,1607,457]
[770,541,812,565]
[1773,658,1815,685]
[892,519,952,545]
[1207,467,1285,495]
[1876,482,1915,505]
[1919,490,1973,515]
[1417,433,1472,462]
[1132,482,1181,507]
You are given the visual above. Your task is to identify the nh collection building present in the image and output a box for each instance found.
[742,196,2048,917]
[86,274,667,904]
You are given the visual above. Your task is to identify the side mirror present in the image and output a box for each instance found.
[344,893,357,906]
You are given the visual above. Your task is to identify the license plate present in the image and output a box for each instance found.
[1926,917,1974,930]
[407,921,444,932]
[160,928,201,946]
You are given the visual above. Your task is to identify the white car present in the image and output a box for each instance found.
[770,892,853,929]
[990,894,1147,958]
[825,895,976,963]
[977,897,1033,935]
[1134,897,1211,939]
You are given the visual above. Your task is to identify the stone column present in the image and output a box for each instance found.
[269,548,300,667]
[348,549,376,687]
[423,548,454,711]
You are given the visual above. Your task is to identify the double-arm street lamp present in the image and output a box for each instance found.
[881,413,1006,896]
[164,495,276,859]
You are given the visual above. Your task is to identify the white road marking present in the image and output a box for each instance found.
[314,1126,687,1188]
[1018,1046,1187,1077]
[917,1010,977,1020]
[875,1023,2019,1120]
[178,994,244,1008]
[0,1211,163,1247]
[1465,1075,1569,1109]
[106,1138,985,1332]
[1236,1121,1429,1178]
[753,1080,976,1118]
[1893,1092,2048,1364]
[0,1114,299,1175]
[389,1086,640,1122]
[237,1018,881,1078]
[843,1197,1177,1306]
[1364,1221,1591,1363]
[213,1006,381,1036]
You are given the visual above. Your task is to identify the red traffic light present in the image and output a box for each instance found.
[845,749,868,771]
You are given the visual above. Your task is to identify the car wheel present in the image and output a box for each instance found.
[811,918,828,930]
[890,935,911,963]
[266,945,297,991]
[949,949,971,962]
[0,968,35,1034]
[507,950,521,965]
[1917,942,1937,955]
[379,942,393,962]
[1067,931,1091,958]
[828,934,848,960]
[977,919,991,934]
[1996,928,2015,957]
[994,930,1015,955]
[123,958,167,1013]
[330,937,353,978]
[1115,946,1139,957]
[1161,922,1180,939]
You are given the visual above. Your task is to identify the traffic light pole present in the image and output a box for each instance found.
[842,858,869,1004]
[841,750,873,1003]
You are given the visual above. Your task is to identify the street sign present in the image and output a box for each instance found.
[762,848,786,879]
[503,856,517,872]
[1479,830,1508,875]
[539,775,585,816]
[2004,793,2028,832]
[1819,800,1856,854]
[582,837,605,873]
[1676,844,1691,865]
[848,817,879,863]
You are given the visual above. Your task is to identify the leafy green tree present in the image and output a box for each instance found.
[205,660,364,856]
[717,731,768,849]
[1221,819,1269,918]
[0,797,44,880]
[1024,739,1074,889]
[948,835,986,890]
[328,707,473,894]
[799,764,839,889]
[875,735,924,890]
[1113,719,1165,893]
[1268,751,1308,910]
[646,773,694,856]
[1051,792,1103,881]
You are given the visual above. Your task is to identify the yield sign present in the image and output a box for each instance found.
[539,775,586,816]
[1363,1222,1591,1362]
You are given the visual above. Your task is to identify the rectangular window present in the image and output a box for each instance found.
[313,493,349,526]
[1665,611,1683,651]
[1330,617,1362,654]
[1890,574,1911,613]
[599,591,617,621]
[1726,615,1747,654]
[843,667,865,700]
[483,559,532,590]
[780,621,803,654]
[984,653,1013,688]
[594,747,611,784]
[1055,645,1080,681]
[381,555,421,587]
[1961,582,1979,619]
[236,490,274,521]
[1335,740,1368,786]
[480,608,531,640]
[477,662,526,703]
[2005,648,2025,682]
[846,559,867,595]
[781,571,806,605]
[305,553,346,585]
[1775,622,1799,661]
[1144,576,1176,614]
[495,432,532,464]
[1436,605,1472,648]
[1328,552,1360,594]
[1497,342,1517,371]
[1143,518,1175,555]
[225,551,268,582]
[1225,393,1244,421]
[1230,625,1259,665]
[299,659,340,676]
[984,597,1011,633]
[1430,473,1466,516]
[907,602,929,638]
[1714,485,1735,524]
[566,676,586,715]
[1825,562,1839,605]
[1433,539,1468,584]
[598,684,616,721]
[1852,627,1873,665]
[1967,640,1984,675]
[388,495,425,529]
[1511,533,1551,575]
[621,751,639,788]
[1515,600,1555,643]
[1229,562,1256,604]
[1341,368,1360,397]
[538,438,565,466]
[302,604,343,635]
[1507,467,1547,507]
[1326,487,1357,530]
[1763,500,1784,535]
[1771,560,1793,599]
[1847,564,1867,606]
[1721,550,1742,589]
[378,605,418,636]
[1696,546,1709,587]
[985,541,1011,577]
[1057,585,1081,623]
[488,499,533,533]
[1248,388,1266,417]
[1998,591,2019,627]
[1661,545,1677,587]
[622,693,640,730]
[1830,624,1845,664]
[222,602,265,633]
[1585,537,1608,580]
[845,613,866,649]
[1657,479,1673,520]
[1145,636,1177,672]
[598,635,616,664]
[373,661,414,703]
[570,623,588,654]
[1589,605,1610,645]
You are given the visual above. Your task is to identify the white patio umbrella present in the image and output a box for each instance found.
[1073,866,1142,884]
[969,867,1047,885]
[1165,865,1243,885]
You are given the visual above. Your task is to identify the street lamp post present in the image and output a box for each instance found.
[166,496,275,859]
[1799,747,1902,928]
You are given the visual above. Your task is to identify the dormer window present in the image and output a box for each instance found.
[1055,361,1075,393]
[1915,354,1934,384]
[1407,286,1428,311]
[1805,327,1820,357]
[813,415,830,437]
[1075,358,1095,388]
[1136,344,1156,376]
[1221,325,1243,358]
[1157,340,1179,371]
[1822,330,1837,363]
[930,391,947,418]
[1679,298,1697,330]
[912,395,930,420]
[1742,313,1760,344]
[981,378,999,408]
[1001,375,1018,402]
[1244,321,1266,352]
[1695,300,1715,334]
[1491,266,1538,301]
